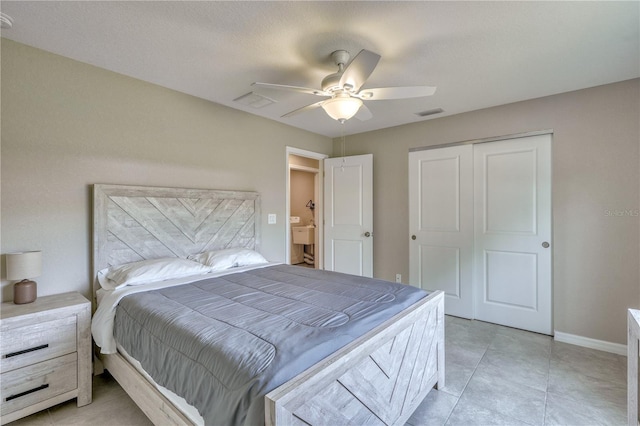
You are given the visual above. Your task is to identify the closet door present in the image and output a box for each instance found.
[409,145,474,318]
[473,134,552,334]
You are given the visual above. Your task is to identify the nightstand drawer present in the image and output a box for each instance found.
[0,316,77,373]
[0,352,77,416]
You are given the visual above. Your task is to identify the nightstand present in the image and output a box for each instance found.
[0,292,92,424]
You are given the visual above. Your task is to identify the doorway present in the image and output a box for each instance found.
[286,147,327,268]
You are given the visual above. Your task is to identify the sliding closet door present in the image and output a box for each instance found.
[473,134,552,334]
[409,145,474,318]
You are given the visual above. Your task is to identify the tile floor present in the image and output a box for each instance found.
[407,316,627,426]
[8,315,627,426]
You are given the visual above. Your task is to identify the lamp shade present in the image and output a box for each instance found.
[6,251,42,280]
[321,96,363,121]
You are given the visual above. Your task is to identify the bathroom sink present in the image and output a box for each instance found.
[292,226,314,244]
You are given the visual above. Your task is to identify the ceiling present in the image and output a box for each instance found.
[1,1,638,138]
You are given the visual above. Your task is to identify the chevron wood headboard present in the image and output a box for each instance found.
[92,184,261,298]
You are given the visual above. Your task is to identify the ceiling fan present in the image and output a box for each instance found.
[252,49,436,123]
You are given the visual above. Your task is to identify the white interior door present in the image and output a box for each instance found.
[324,154,373,277]
[409,145,474,318]
[473,134,552,334]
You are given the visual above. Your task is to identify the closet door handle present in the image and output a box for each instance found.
[542,241,550,248]
[364,231,372,238]
[411,235,416,240]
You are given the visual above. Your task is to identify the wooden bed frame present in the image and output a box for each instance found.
[92,184,444,426]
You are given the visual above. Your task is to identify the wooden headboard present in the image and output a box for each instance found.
[92,184,261,296]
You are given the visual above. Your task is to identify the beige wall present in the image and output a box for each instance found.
[3,38,637,346]
[334,79,640,345]
[290,169,316,226]
[0,39,332,302]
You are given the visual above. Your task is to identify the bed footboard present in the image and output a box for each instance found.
[265,290,445,426]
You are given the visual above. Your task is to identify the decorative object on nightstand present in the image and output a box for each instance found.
[6,251,42,304]
[0,292,92,424]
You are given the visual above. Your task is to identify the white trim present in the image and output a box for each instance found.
[289,164,319,173]
[286,147,328,160]
[409,129,554,152]
[554,330,626,356]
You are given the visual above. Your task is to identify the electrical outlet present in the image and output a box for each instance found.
[267,214,276,224]
[395,274,402,283]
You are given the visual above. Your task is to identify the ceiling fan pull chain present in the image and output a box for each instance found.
[341,122,346,172]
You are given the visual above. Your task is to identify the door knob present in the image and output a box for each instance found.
[542,241,550,248]
[364,231,372,238]
[411,235,417,240]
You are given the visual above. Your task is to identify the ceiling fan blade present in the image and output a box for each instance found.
[339,49,381,92]
[281,100,326,118]
[252,82,330,97]
[355,104,373,121]
[357,86,437,100]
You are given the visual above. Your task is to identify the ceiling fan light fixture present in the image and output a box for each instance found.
[258,49,436,121]
[321,96,363,121]
[0,12,14,29]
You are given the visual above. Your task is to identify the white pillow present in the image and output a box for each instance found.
[188,248,268,271]
[97,258,212,290]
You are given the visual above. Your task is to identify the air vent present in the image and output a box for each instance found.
[415,108,444,117]
[233,92,276,109]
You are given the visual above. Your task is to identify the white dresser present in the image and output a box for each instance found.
[0,292,92,424]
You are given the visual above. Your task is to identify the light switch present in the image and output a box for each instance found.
[268,214,277,224]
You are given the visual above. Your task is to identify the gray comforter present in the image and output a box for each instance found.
[113,264,427,426]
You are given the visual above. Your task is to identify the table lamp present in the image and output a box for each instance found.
[6,251,42,304]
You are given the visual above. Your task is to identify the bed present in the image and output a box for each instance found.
[91,184,445,426]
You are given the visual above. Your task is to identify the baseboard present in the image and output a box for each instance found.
[554,330,627,356]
